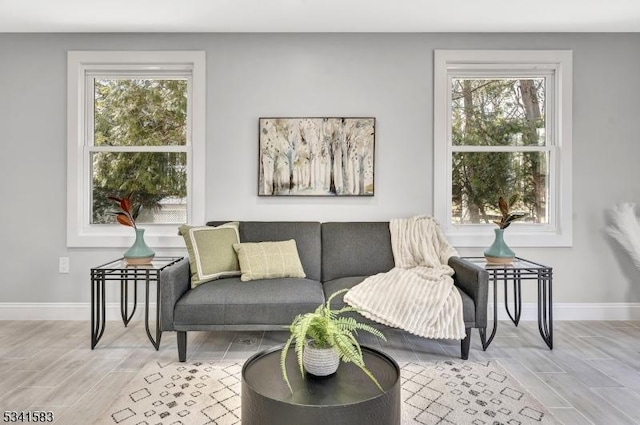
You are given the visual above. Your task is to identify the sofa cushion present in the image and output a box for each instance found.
[174,277,325,326]
[233,240,306,282]
[207,221,321,281]
[321,222,395,281]
[323,276,476,326]
[178,222,241,288]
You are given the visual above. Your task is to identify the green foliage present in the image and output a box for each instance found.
[91,79,188,224]
[451,79,547,225]
[280,288,386,394]
[94,79,187,147]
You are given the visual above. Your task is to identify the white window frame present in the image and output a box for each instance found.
[434,50,572,247]
[67,51,206,248]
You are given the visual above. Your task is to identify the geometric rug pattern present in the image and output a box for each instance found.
[402,360,561,424]
[95,359,561,425]
[94,362,242,425]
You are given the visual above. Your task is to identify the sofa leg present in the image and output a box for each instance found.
[178,331,187,362]
[461,328,471,360]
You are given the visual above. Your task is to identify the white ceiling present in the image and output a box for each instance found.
[1,0,639,33]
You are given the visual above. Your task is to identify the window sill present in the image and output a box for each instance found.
[67,227,185,248]
[444,226,572,248]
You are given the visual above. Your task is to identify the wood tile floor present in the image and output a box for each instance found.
[1,320,640,424]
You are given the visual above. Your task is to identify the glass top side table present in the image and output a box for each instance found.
[461,257,553,350]
[90,256,183,350]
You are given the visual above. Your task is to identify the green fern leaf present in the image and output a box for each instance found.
[327,288,350,308]
[280,334,296,394]
[279,288,387,395]
[354,362,384,392]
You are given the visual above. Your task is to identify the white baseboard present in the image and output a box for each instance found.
[1,302,640,321]
[0,302,156,321]
[489,302,640,321]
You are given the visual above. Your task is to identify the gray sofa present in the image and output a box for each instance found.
[160,221,489,361]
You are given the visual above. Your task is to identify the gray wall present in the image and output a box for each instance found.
[1,33,639,308]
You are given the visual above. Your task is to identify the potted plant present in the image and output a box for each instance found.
[484,195,526,264]
[280,288,386,393]
[108,192,155,264]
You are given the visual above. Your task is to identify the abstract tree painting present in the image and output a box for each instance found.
[259,117,375,196]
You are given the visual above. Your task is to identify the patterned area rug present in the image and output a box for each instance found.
[95,359,560,425]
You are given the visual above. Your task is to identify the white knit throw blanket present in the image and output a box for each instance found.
[344,216,466,340]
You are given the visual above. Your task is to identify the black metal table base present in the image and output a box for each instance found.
[469,257,553,351]
[537,275,553,349]
[91,257,181,350]
[121,279,137,326]
[91,272,106,349]
[145,278,162,350]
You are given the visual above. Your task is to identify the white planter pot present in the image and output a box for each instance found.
[303,341,340,376]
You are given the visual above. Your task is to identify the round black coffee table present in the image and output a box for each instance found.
[242,345,400,425]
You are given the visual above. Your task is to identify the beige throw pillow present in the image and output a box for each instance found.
[232,240,306,282]
[179,222,241,288]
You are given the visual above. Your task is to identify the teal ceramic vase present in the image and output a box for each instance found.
[124,228,155,265]
[484,228,515,264]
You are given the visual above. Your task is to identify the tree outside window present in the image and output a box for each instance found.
[451,78,549,226]
[91,79,188,225]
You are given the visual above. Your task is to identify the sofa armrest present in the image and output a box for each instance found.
[449,256,489,328]
[160,258,191,331]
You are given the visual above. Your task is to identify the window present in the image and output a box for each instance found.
[434,50,572,247]
[67,51,205,247]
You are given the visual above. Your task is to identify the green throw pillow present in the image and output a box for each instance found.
[232,239,306,282]
[179,222,241,288]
